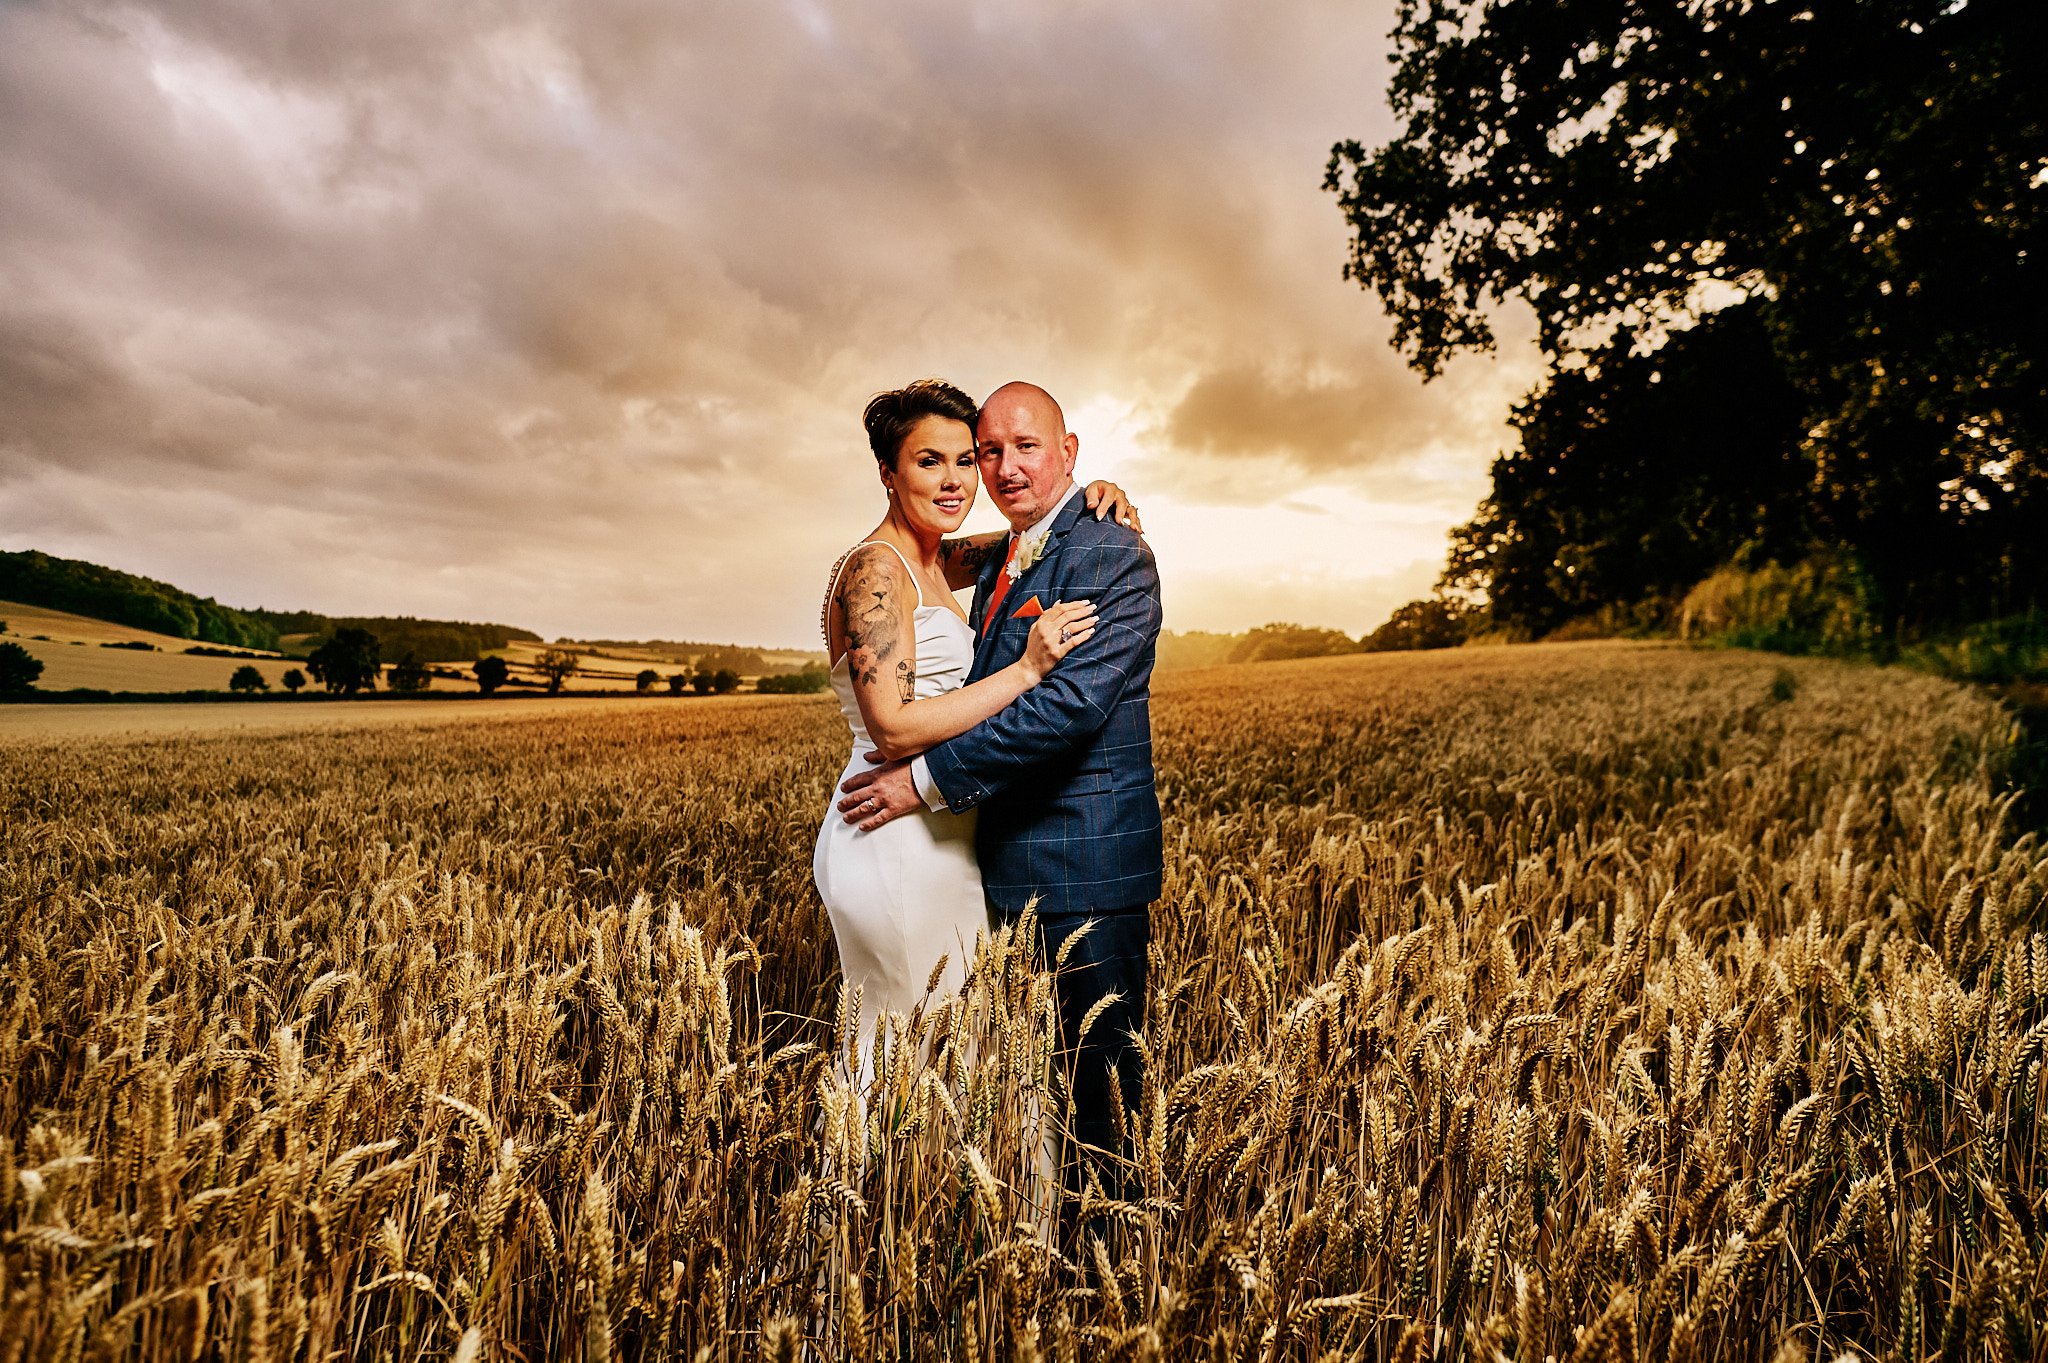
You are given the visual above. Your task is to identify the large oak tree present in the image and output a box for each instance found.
[1328,0,2045,631]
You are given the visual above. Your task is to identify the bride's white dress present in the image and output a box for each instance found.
[813,541,987,1093]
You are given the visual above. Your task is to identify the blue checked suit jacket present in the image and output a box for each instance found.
[923,491,1164,913]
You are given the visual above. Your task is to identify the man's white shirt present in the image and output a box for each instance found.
[909,480,1083,812]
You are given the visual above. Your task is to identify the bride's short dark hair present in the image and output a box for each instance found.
[863,380,978,467]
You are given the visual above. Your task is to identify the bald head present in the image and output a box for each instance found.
[980,381,1067,438]
[975,381,1080,530]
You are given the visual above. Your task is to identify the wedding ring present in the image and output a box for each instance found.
[1060,627,1071,643]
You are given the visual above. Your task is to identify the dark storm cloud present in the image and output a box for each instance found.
[1162,360,1444,471]
[0,0,1534,641]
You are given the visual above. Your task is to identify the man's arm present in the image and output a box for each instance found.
[920,534,1159,813]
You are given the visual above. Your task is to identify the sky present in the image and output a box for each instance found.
[0,0,1540,648]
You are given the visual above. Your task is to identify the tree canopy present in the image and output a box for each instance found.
[0,642,43,694]
[1362,598,1473,653]
[1328,0,2045,633]
[306,628,381,695]
[1442,307,1813,633]
[536,649,581,694]
[0,549,279,650]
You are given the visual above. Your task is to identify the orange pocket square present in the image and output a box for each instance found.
[1010,595,1045,619]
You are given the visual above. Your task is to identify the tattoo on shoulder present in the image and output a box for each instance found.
[837,544,901,687]
[896,658,916,703]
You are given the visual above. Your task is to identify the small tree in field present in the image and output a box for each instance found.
[229,665,269,694]
[473,655,510,694]
[636,668,659,693]
[306,628,380,695]
[537,648,581,694]
[389,652,431,693]
[666,672,688,695]
[711,668,740,695]
[690,669,714,695]
[0,641,43,694]
[282,668,306,694]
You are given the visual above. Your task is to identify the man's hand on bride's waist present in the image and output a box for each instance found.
[838,758,920,832]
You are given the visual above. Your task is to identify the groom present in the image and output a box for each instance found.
[839,380,1164,1215]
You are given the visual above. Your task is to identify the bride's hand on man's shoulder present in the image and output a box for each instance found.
[1083,481,1144,533]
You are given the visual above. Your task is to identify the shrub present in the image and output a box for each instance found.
[1898,614,2048,685]
[101,639,157,651]
[389,653,431,693]
[473,655,510,695]
[666,672,689,695]
[711,668,741,695]
[282,669,307,694]
[636,668,660,693]
[757,664,831,695]
[1679,552,1877,656]
[1542,597,1673,642]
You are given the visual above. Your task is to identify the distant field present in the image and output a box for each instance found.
[535,639,827,671]
[0,598,298,693]
[492,639,818,692]
[3,599,820,696]
[0,692,747,742]
[493,639,674,691]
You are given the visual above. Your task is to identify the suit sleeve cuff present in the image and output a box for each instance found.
[910,755,949,811]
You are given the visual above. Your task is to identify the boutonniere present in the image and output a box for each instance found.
[1012,528,1049,577]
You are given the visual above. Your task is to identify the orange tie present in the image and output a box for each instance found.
[982,535,1020,629]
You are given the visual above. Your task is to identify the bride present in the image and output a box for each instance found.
[813,378,1136,1094]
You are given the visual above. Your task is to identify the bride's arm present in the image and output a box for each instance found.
[935,480,1144,590]
[834,544,1096,763]
[935,533,1007,592]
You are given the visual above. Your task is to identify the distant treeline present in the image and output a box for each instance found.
[560,639,820,676]
[0,550,280,650]
[0,548,543,663]
[1156,606,1473,672]
[258,613,540,663]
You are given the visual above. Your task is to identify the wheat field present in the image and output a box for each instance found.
[2,641,2044,1361]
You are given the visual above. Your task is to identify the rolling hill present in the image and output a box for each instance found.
[0,549,825,694]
